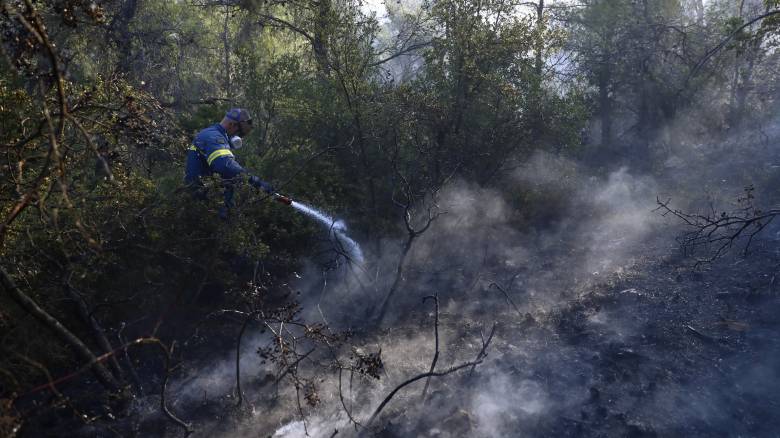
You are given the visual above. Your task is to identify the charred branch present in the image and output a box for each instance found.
[64,276,123,380]
[470,323,497,377]
[118,322,144,395]
[421,293,440,401]
[154,340,193,436]
[12,353,88,421]
[0,266,120,392]
[11,335,192,435]
[338,368,361,429]
[365,360,484,428]
[375,166,445,322]
[489,282,523,317]
[235,310,261,408]
[656,195,780,262]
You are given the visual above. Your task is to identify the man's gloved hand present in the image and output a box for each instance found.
[248,175,274,194]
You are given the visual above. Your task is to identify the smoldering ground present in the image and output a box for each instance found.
[145,170,628,432]
[117,111,780,438]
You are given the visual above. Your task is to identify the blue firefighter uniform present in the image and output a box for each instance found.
[185,123,271,218]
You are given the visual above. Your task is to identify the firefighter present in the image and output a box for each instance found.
[185,108,273,219]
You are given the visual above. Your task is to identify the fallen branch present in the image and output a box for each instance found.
[685,324,717,344]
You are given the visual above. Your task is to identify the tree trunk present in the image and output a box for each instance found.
[598,61,613,150]
[531,0,545,144]
[729,1,766,128]
[222,4,233,101]
[534,0,545,80]
[0,266,120,391]
[112,0,139,76]
[635,0,654,166]
[695,0,704,23]
[313,0,332,75]
[375,233,415,323]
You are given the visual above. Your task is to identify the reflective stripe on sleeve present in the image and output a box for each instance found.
[207,148,234,166]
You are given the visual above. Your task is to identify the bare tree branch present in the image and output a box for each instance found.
[365,360,483,427]
[470,322,497,377]
[489,282,523,317]
[155,340,193,436]
[235,310,262,407]
[421,293,439,401]
[685,9,780,87]
[369,41,432,67]
[656,195,780,262]
[374,164,445,322]
[338,367,361,428]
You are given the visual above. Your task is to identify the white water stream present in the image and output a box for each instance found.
[290,201,364,264]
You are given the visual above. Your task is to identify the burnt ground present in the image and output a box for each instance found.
[369,239,780,438]
[14,236,780,438]
[120,237,780,438]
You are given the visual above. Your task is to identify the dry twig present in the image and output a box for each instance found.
[470,323,497,377]
[235,310,262,407]
[365,360,483,428]
[489,282,523,316]
[421,293,439,401]
[656,195,779,262]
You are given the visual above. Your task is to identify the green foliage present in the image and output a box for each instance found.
[180,104,226,135]
[2,0,716,424]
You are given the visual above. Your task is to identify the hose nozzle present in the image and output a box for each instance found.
[274,193,293,205]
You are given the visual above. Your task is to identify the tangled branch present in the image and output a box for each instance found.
[12,336,192,435]
[365,360,483,428]
[364,318,495,428]
[656,192,779,261]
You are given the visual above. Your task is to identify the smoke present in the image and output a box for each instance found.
[149,114,780,438]
[225,157,669,437]
[169,332,271,404]
[470,376,549,437]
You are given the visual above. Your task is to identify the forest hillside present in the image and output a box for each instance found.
[1,0,780,436]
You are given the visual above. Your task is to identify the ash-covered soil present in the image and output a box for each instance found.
[31,237,780,438]
[371,241,780,438]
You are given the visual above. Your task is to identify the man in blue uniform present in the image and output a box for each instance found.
[185,108,274,219]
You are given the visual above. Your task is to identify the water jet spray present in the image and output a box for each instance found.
[270,192,364,264]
